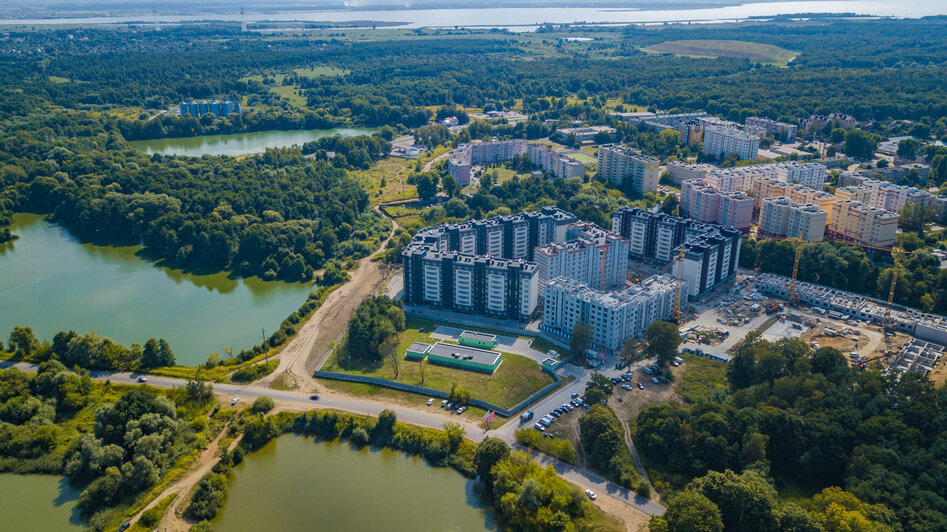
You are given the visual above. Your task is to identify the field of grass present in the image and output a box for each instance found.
[354,157,414,204]
[642,39,797,65]
[568,151,597,165]
[293,66,348,78]
[676,352,729,403]
[322,318,555,409]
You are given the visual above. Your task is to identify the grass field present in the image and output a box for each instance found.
[322,318,556,409]
[293,66,348,78]
[567,151,597,165]
[354,157,414,204]
[676,352,729,403]
[642,39,797,65]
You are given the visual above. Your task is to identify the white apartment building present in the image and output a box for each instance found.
[534,223,630,299]
[703,126,760,161]
[773,162,827,190]
[541,275,684,353]
[666,161,716,185]
[527,144,586,179]
[458,139,527,165]
[758,197,827,242]
[827,200,900,248]
[717,192,755,232]
[597,144,660,195]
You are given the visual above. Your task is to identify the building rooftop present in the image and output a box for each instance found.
[407,342,432,353]
[426,342,501,366]
[460,330,496,342]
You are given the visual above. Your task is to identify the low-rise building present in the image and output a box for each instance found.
[555,126,615,144]
[745,117,797,142]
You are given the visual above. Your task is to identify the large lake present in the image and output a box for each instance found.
[129,128,377,157]
[0,474,82,531]
[213,435,496,531]
[1,1,944,28]
[0,213,313,366]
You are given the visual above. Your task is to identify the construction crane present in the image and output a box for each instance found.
[883,245,905,350]
[855,353,887,370]
[787,230,805,306]
[672,247,686,323]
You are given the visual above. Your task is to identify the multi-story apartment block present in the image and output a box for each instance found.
[702,126,760,161]
[666,161,716,185]
[448,158,471,186]
[596,145,660,195]
[680,180,754,232]
[802,113,856,133]
[456,139,527,165]
[826,200,900,248]
[541,275,684,353]
[745,117,797,142]
[611,208,742,297]
[773,162,827,190]
[758,197,827,242]
[527,144,586,179]
[534,223,629,299]
[402,207,578,321]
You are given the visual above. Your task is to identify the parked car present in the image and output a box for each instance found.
[651,376,660,384]
[550,410,560,418]
[456,406,466,414]
[534,423,546,432]
[544,433,555,439]
[445,402,454,410]
[571,399,580,407]
[520,410,535,423]
[621,384,632,391]
[137,376,147,383]
[637,382,645,390]
[571,392,580,399]
[230,398,240,406]
[427,398,435,406]
[441,399,448,408]
[310,394,320,401]
[643,367,654,374]
[585,489,597,500]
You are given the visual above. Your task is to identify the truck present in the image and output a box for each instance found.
[765,303,781,315]
[520,410,534,423]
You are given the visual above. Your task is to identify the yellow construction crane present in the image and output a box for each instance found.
[673,247,685,323]
[883,246,905,347]
[787,230,805,306]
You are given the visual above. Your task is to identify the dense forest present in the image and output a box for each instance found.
[638,336,947,532]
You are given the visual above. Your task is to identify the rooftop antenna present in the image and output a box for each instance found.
[241,6,248,32]
[153,5,160,31]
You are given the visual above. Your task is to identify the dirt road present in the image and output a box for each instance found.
[257,209,397,391]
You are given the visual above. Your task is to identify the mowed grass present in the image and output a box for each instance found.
[643,39,797,65]
[323,320,555,409]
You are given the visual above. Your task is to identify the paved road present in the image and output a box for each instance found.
[2,360,664,517]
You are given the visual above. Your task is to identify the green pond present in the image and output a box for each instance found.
[129,128,377,157]
[213,435,497,531]
[0,213,313,366]
[0,474,83,531]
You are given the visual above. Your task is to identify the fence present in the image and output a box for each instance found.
[313,369,562,418]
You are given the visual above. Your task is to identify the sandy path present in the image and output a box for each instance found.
[127,422,242,532]
[257,208,398,391]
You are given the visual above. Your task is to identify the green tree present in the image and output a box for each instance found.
[646,321,682,368]
[8,326,40,357]
[897,138,920,159]
[474,437,511,484]
[250,396,274,414]
[569,321,593,357]
[655,490,725,532]
[442,174,461,198]
[584,372,613,405]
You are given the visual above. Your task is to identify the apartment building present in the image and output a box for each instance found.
[448,158,471,186]
[750,170,832,212]
[717,192,755,232]
[757,197,827,242]
[596,144,660,195]
[801,113,856,133]
[527,144,586,179]
[534,223,630,299]
[456,139,528,165]
[773,162,827,190]
[745,117,797,142]
[702,126,760,161]
[680,179,754,232]
[611,207,742,297]
[541,275,684,354]
[666,161,715,185]
[179,100,241,117]
[826,200,900,248]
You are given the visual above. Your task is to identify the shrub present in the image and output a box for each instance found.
[349,426,370,447]
[251,396,275,414]
[140,507,162,528]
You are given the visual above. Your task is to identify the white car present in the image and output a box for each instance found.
[427,398,435,406]
[585,489,596,500]
[231,398,240,406]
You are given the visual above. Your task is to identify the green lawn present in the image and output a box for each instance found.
[293,66,348,78]
[568,152,597,165]
[323,318,556,409]
[642,39,797,65]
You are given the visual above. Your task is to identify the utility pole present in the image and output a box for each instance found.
[261,326,268,365]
